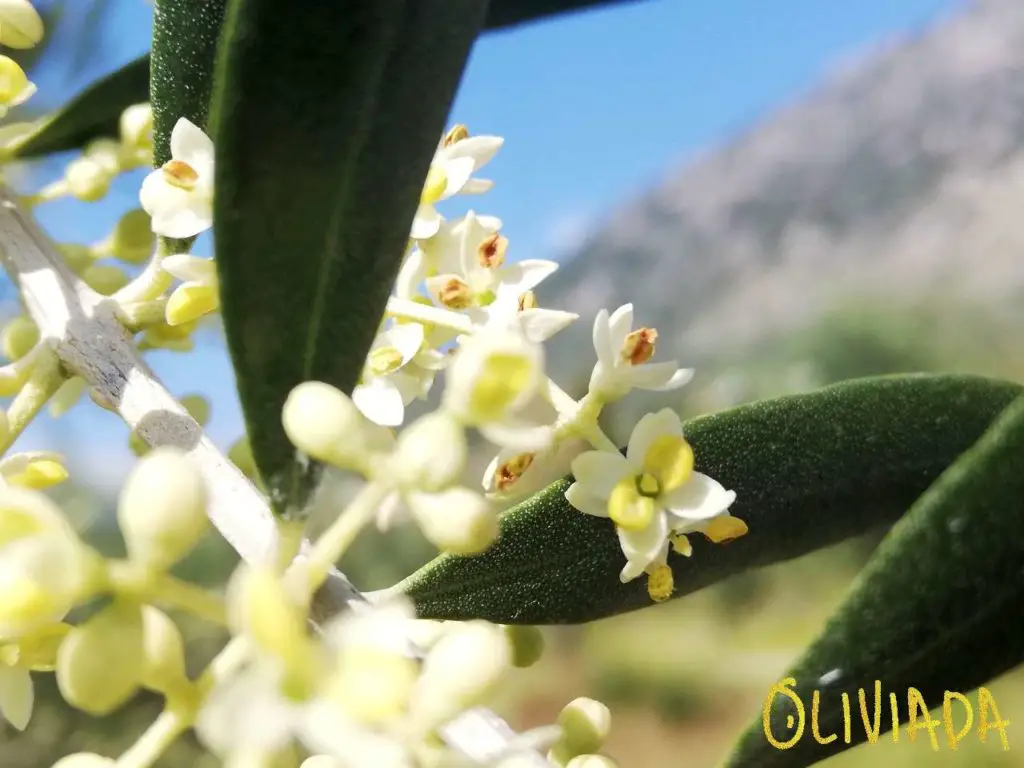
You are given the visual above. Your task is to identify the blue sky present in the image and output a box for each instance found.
[17,0,963,489]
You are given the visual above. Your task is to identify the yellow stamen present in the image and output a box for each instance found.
[439,278,473,310]
[642,434,694,493]
[702,515,748,544]
[161,159,199,191]
[477,233,508,269]
[608,477,656,531]
[443,124,469,147]
[621,327,658,365]
[517,291,537,312]
[495,453,536,491]
[367,346,404,377]
[646,564,674,602]
[670,533,692,557]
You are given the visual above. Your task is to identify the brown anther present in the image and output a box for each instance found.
[477,233,508,269]
[161,159,199,190]
[443,124,469,147]
[439,278,473,310]
[495,453,536,491]
[621,327,658,366]
[517,291,538,312]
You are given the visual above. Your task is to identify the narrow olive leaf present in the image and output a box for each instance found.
[484,0,647,30]
[210,1,487,515]
[2,55,150,160]
[722,393,1024,768]
[396,374,1022,624]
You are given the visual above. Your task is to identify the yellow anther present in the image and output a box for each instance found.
[367,346,404,377]
[439,278,473,310]
[476,233,508,269]
[495,453,535,491]
[607,477,655,531]
[469,353,533,422]
[421,164,448,204]
[161,159,199,190]
[642,434,694,493]
[443,124,470,147]
[646,564,674,602]
[670,533,692,557]
[621,327,658,366]
[702,515,748,544]
[517,291,538,312]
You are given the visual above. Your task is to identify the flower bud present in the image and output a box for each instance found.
[407,488,498,555]
[58,244,93,273]
[81,264,129,295]
[326,647,418,725]
[119,103,153,154]
[1,451,69,490]
[409,620,511,734]
[0,486,73,546]
[505,625,545,668]
[64,156,112,202]
[109,209,154,264]
[282,381,366,469]
[1,315,38,361]
[227,566,307,664]
[0,55,34,111]
[390,412,465,491]
[165,283,218,326]
[52,754,116,768]
[553,698,611,761]
[56,599,144,715]
[117,448,208,571]
[140,606,187,695]
[0,1,43,49]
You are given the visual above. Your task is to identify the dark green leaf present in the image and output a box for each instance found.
[395,374,1022,624]
[3,55,150,160]
[484,0,647,30]
[723,392,1024,767]
[210,0,486,515]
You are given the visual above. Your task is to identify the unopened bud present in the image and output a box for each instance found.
[1,315,38,361]
[110,209,154,264]
[0,1,43,49]
[119,103,153,153]
[554,698,611,760]
[81,264,129,295]
[391,412,465,491]
[282,381,365,469]
[117,448,208,571]
[505,625,545,668]
[0,55,34,110]
[52,754,116,768]
[408,488,497,555]
[1,452,68,490]
[64,157,112,202]
[140,606,187,695]
[56,599,144,715]
[0,486,72,548]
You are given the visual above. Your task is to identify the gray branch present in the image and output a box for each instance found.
[0,188,547,766]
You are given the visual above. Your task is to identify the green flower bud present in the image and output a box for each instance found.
[117,448,208,571]
[1,315,38,361]
[282,381,365,468]
[109,209,154,265]
[64,157,112,203]
[119,103,152,155]
[0,1,44,50]
[505,625,545,668]
[58,244,93,273]
[140,606,187,695]
[81,264,129,296]
[552,698,611,762]
[56,599,143,715]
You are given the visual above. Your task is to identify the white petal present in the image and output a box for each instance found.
[625,361,684,390]
[352,379,405,427]
[479,421,554,452]
[570,450,631,499]
[163,254,215,283]
[587,360,618,398]
[0,665,33,730]
[445,135,503,169]
[650,367,695,392]
[663,473,737,522]
[515,308,577,343]
[626,408,683,464]
[170,118,214,173]
[607,304,634,348]
[411,204,441,240]
[460,178,494,195]
[384,323,425,365]
[395,248,427,300]
[591,308,613,364]
[617,512,669,582]
[498,260,559,294]
[140,172,212,238]
[441,156,476,198]
[389,370,422,404]
[564,483,609,518]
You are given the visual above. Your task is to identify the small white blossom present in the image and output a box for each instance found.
[139,118,214,238]
[565,408,738,584]
[412,129,503,240]
[588,304,693,401]
[352,323,425,427]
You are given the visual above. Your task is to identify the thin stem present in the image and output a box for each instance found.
[148,573,228,626]
[1,347,64,453]
[385,296,473,334]
[117,299,169,330]
[114,709,189,768]
[111,241,172,306]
